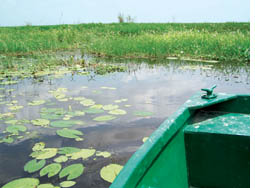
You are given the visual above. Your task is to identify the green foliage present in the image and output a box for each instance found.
[0,23,249,62]
[59,163,84,180]
[24,159,46,173]
[56,128,83,139]
[58,147,81,154]
[2,178,39,188]
[93,115,116,122]
[40,163,62,178]
[133,111,154,117]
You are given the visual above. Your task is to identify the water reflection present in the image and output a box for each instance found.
[0,58,249,187]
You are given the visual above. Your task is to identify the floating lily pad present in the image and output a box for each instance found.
[32,142,45,151]
[2,137,14,144]
[9,105,23,111]
[80,99,95,106]
[96,151,111,158]
[59,181,76,187]
[37,184,55,188]
[31,119,50,127]
[124,104,132,107]
[6,125,27,134]
[58,147,81,154]
[56,128,83,139]
[84,108,104,114]
[90,104,103,109]
[2,178,39,188]
[28,100,45,106]
[66,149,96,160]
[93,115,116,122]
[114,99,128,103]
[50,120,78,128]
[54,155,68,163]
[142,137,149,143]
[30,148,58,159]
[73,97,86,101]
[59,163,84,180]
[41,108,65,115]
[108,109,127,115]
[100,164,123,183]
[5,119,18,124]
[24,159,46,173]
[102,104,119,111]
[133,111,154,117]
[40,163,62,178]
[67,111,85,117]
[41,113,63,120]
[101,86,116,90]
[0,80,18,85]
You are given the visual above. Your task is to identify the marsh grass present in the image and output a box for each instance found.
[0,23,250,62]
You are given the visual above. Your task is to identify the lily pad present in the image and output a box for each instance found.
[37,184,55,188]
[93,115,116,122]
[80,99,95,106]
[142,137,149,143]
[96,151,111,158]
[6,125,27,134]
[40,163,62,178]
[24,159,46,173]
[5,120,18,124]
[41,108,65,115]
[84,108,104,114]
[133,111,154,117]
[67,111,85,117]
[28,100,45,106]
[59,181,76,187]
[108,109,127,115]
[58,147,81,154]
[90,104,103,109]
[31,119,50,127]
[100,164,123,183]
[56,128,83,139]
[2,137,14,144]
[66,149,96,160]
[0,80,18,85]
[41,113,63,120]
[59,163,84,180]
[102,104,119,111]
[101,86,116,90]
[9,105,23,111]
[30,148,58,159]
[32,142,45,151]
[50,120,78,128]
[54,155,68,163]
[2,178,39,188]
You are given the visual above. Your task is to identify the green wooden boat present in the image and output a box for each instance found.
[111,86,250,188]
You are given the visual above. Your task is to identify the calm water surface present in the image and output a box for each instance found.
[0,58,249,187]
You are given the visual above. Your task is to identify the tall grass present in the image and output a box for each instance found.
[0,23,250,62]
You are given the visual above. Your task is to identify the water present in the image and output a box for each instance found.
[0,58,249,187]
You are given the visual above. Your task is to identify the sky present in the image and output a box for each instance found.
[0,0,250,26]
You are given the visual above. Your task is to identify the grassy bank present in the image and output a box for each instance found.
[0,23,250,62]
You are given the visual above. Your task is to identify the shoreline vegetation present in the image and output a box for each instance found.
[0,23,250,62]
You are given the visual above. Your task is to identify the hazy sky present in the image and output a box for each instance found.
[0,0,250,26]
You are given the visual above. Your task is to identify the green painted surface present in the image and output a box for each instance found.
[185,112,250,136]
[110,93,250,188]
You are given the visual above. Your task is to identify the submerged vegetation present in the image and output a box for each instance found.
[0,23,250,62]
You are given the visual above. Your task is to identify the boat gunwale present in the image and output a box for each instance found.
[110,93,249,188]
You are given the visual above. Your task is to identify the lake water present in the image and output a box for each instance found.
[0,57,249,187]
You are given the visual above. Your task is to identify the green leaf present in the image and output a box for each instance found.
[93,115,116,122]
[31,119,50,127]
[58,147,81,154]
[40,113,63,120]
[59,181,76,187]
[30,148,58,159]
[2,137,14,144]
[54,155,68,163]
[108,109,127,115]
[50,120,83,128]
[84,108,104,114]
[96,151,111,158]
[102,104,119,111]
[41,108,65,115]
[56,128,83,139]
[40,163,62,178]
[66,149,96,160]
[2,178,39,188]
[28,100,45,106]
[37,184,55,188]
[133,111,154,117]
[100,164,123,183]
[32,142,46,151]
[59,163,84,180]
[80,99,95,106]
[6,125,27,134]
[24,159,46,173]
